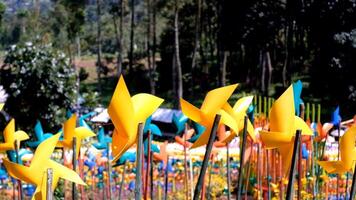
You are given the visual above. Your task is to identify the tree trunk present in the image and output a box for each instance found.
[129,0,135,73]
[114,0,124,77]
[219,51,228,87]
[190,0,202,90]
[151,0,157,94]
[146,0,155,94]
[260,50,266,93]
[174,0,183,102]
[96,0,102,93]
[266,51,273,96]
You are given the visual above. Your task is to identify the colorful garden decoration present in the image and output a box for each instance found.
[107,75,164,161]
[0,119,29,151]
[27,120,53,148]
[180,84,239,148]
[318,126,356,174]
[3,133,86,200]
[56,113,96,158]
[79,112,96,131]
[93,127,112,150]
[259,84,313,176]
[221,96,255,143]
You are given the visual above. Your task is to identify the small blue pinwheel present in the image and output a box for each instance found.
[27,120,53,148]
[113,151,136,167]
[79,112,96,131]
[293,80,303,116]
[172,113,188,135]
[331,106,341,127]
[93,127,112,150]
[6,148,32,165]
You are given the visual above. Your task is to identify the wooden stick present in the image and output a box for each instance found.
[46,168,53,200]
[350,165,356,199]
[164,155,169,200]
[72,137,77,200]
[118,161,127,200]
[150,152,154,200]
[226,143,231,200]
[193,114,221,200]
[189,155,194,200]
[135,123,144,200]
[298,140,302,200]
[107,142,112,200]
[14,140,23,200]
[184,125,189,200]
[266,150,271,200]
[286,130,301,200]
[237,116,248,200]
[207,154,214,199]
[144,131,151,200]
[244,140,253,200]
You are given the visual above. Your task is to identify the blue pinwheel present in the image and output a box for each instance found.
[113,151,136,167]
[93,127,112,150]
[143,116,162,157]
[172,113,188,135]
[331,106,341,127]
[79,112,96,131]
[301,143,309,159]
[188,122,206,143]
[27,120,53,148]
[6,148,32,165]
[293,80,303,116]
[247,105,255,124]
[84,151,96,171]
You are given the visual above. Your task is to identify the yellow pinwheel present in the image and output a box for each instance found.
[57,114,95,158]
[317,126,356,174]
[0,103,3,111]
[221,96,256,143]
[108,75,164,161]
[180,84,239,148]
[3,133,86,200]
[0,119,29,151]
[259,85,312,176]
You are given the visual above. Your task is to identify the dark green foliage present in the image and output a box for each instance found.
[0,43,76,134]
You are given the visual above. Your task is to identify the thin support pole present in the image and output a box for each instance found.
[193,114,221,200]
[118,161,127,200]
[226,143,231,200]
[72,137,77,200]
[107,142,112,200]
[349,165,356,200]
[135,123,144,200]
[14,141,23,200]
[46,168,53,200]
[236,116,248,200]
[286,130,302,200]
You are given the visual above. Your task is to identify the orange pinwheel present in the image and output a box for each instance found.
[108,75,164,161]
[180,84,239,148]
[317,126,356,174]
[259,84,313,176]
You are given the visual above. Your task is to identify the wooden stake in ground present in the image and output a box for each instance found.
[14,140,23,200]
[46,168,53,200]
[150,152,154,200]
[164,155,169,200]
[144,131,151,200]
[184,125,189,200]
[135,123,144,200]
[286,130,302,200]
[236,116,248,200]
[193,114,221,200]
[107,142,112,200]
[349,164,356,199]
[118,161,127,200]
[72,137,77,200]
[226,142,231,200]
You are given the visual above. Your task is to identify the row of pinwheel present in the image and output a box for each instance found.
[1,74,355,200]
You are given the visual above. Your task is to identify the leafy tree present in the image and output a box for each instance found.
[0,43,77,133]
